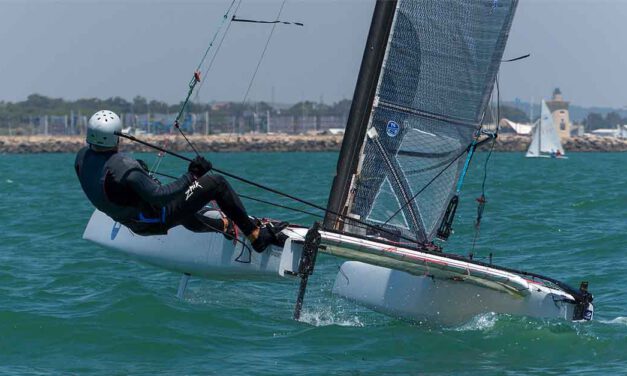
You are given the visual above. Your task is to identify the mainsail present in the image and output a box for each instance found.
[325,0,519,243]
[526,100,565,157]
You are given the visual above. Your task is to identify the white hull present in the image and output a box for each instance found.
[333,261,579,325]
[83,210,303,279]
[525,154,568,159]
[83,210,592,324]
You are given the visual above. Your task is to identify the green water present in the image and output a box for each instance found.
[1,152,626,375]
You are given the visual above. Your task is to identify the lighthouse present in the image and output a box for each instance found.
[545,88,572,140]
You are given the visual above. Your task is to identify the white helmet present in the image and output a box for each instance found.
[87,110,122,148]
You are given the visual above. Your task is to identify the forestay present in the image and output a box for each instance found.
[326,0,519,243]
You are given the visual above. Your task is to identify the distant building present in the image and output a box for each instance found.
[590,124,627,138]
[499,118,533,135]
[545,88,572,139]
[571,124,585,137]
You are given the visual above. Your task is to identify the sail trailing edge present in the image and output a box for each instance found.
[326,0,519,243]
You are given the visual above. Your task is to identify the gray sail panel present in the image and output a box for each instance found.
[346,0,518,242]
[379,0,517,123]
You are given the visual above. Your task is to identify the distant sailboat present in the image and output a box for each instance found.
[526,100,567,158]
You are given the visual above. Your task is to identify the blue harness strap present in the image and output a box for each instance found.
[138,207,167,224]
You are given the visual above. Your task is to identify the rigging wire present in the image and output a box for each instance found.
[151,169,322,218]
[194,0,244,103]
[117,131,424,245]
[170,0,242,154]
[149,169,406,242]
[380,143,473,227]
[150,0,240,173]
[240,194,322,218]
[471,76,500,253]
[194,1,303,104]
[195,0,239,73]
[240,0,288,105]
[150,0,291,173]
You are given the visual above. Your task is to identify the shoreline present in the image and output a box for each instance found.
[1,134,627,153]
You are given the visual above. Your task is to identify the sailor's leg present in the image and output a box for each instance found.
[200,174,256,235]
[179,209,225,233]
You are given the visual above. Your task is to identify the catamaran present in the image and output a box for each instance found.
[83,0,593,325]
[526,100,567,158]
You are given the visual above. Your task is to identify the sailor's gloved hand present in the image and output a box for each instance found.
[188,156,212,178]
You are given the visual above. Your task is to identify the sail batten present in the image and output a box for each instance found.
[327,0,519,243]
[377,100,480,128]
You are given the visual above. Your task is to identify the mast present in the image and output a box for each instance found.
[324,0,398,229]
[538,102,542,155]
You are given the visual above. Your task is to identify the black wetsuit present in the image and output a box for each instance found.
[74,146,256,236]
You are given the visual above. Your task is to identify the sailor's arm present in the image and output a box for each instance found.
[125,169,194,206]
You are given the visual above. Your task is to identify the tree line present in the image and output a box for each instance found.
[581,111,626,131]
[0,94,353,121]
[1,94,624,132]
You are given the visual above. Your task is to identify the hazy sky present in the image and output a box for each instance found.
[1,0,625,108]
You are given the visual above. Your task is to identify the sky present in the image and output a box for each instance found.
[0,0,625,109]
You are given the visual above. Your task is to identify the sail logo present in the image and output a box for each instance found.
[485,0,503,13]
[386,121,400,137]
[110,222,122,240]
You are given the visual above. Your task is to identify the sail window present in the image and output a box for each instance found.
[366,177,410,229]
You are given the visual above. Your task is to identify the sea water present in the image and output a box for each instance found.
[1,152,626,375]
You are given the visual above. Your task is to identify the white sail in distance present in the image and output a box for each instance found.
[526,100,565,157]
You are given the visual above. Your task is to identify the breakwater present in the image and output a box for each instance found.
[1,134,627,153]
[0,134,343,153]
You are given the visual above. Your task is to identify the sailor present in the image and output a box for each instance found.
[74,110,281,252]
